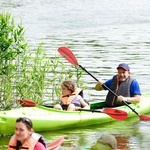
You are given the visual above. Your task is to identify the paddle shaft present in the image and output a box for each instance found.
[79,65,140,116]
[79,65,117,96]
[79,108,104,113]
[122,100,139,116]
[42,105,54,108]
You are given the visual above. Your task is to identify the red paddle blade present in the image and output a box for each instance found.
[139,114,150,121]
[58,46,79,66]
[102,108,128,120]
[17,100,36,107]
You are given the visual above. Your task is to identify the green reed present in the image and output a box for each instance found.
[0,12,84,110]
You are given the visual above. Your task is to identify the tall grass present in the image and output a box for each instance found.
[0,13,84,110]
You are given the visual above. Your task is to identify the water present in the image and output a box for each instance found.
[0,0,150,149]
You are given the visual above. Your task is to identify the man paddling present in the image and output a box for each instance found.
[95,63,141,107]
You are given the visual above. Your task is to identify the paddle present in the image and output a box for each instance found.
[47,136,64,150]
[17,100,54,108]
[79,108,127,120]
[17,99,127,120]
[58,46,150,121]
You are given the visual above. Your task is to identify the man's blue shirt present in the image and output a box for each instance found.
[104,78,141,97]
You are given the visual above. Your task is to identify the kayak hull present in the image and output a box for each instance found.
[0,94,150,135]
[47,136,64,150]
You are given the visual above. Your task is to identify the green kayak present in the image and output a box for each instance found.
[0,94,150,135]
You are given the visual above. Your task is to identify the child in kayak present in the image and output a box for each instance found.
[54,80,90,111]
[8,117,47,150]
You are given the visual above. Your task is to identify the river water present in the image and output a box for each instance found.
[0,0,150,149]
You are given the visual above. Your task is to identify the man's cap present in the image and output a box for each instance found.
[117,63,130,71]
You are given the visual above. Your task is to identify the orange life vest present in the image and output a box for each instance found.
[60,88,82,105]
[8,133,42,150]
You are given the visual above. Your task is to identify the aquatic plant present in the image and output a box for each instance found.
[0,13,84,110]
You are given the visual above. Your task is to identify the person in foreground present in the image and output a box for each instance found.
[95,63,141,107]
[54,80,90,111]
[90,134,117,150]
[8,117,47,150]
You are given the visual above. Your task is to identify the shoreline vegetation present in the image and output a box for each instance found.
[0,12,85,111]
